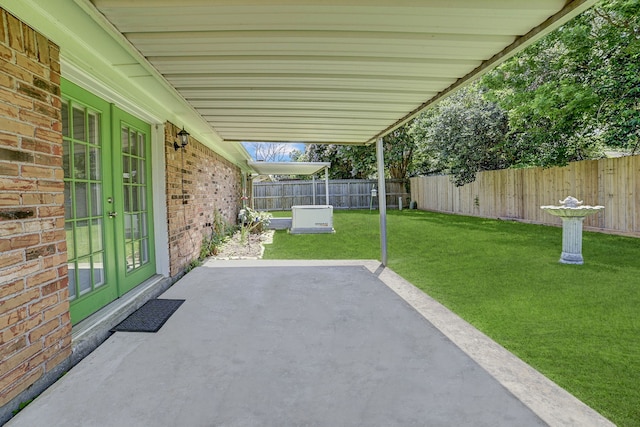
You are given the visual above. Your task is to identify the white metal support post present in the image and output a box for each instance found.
[324,166,330,205]
[376,137,388,266]
[312,175,316,205]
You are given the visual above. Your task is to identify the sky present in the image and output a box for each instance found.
[242,142,306,162]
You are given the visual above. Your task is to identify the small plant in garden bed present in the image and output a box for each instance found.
[200,210,237,259]
[238,207,272,244]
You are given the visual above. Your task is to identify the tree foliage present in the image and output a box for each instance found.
[483,0,640,160]
[411,87,510,186]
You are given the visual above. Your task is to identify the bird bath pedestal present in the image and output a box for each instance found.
[541,196,604,265]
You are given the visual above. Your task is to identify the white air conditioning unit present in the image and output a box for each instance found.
[290,205,335,234]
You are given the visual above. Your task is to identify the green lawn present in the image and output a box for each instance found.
[264,209,640,426]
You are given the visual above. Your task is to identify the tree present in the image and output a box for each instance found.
[482,0,640,160]
[294,143,376,179]
[411,86,510,186]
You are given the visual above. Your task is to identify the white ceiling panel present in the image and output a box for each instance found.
[90,0,597,145]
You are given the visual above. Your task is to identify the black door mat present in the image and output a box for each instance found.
[111,299,185,333]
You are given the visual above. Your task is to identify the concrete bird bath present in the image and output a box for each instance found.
[541,196,604,264]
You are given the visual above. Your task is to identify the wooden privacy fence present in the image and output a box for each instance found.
[252,179,410,211]
[410,155,640,236]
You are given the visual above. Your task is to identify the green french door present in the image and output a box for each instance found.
[62,80,155,324]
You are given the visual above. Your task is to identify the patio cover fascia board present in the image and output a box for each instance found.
[247,161,331,177]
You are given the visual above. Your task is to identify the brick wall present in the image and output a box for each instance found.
[0,9,71,410]
[165,123,242,275]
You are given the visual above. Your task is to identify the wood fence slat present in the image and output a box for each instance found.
[410,155,640,236]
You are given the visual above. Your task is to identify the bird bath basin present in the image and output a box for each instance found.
[541,196,604,264]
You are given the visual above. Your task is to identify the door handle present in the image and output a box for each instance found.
[108,211,118,218]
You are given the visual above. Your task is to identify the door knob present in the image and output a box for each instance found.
[108,211,118,218]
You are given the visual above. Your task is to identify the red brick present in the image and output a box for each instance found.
[43,301,69,322]
[43,253,67,270]
[0,101,18,118]
[1,341,41,377]
[33,153,61,168]
[0,72,13,88]
[9,233,40,250]
[21,137,51,154]
[35,33,50,65]
[41,279,65,296]
[0,87,32,109]
[26,267,57,287]
[0,117,35,136]
[38,205,64,218]
[0,260,40,285]
[0,177,36,192]
[17,83,48,102]
[21,164,54,179]
[0,287,40,314]
[0,221,23,237]
[37,179,63,192]
[44,343,71,372]
[0,192,20,206]
[0,132,19,148]
[22,24,37,59]
[0,314,42,345]
[0,367,42,407]
[0,336,26,361]
[5,13,23,53]
[43,322,70,348]
[19,108,53,129]
[0,251,22,269]
[29,318,58,342]
[34,126,61,144]
[40,229,63,244]
[0,307,27,329]
[33,100,58,119]
[25,243,56,261]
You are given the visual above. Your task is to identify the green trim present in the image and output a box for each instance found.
[112,106,156,295]
[62,79,117,325]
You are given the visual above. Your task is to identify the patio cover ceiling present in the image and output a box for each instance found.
[88,0,597,147]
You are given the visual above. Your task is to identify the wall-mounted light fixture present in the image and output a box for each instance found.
[174,127,190,150]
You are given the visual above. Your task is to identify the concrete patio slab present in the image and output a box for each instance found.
[6,260,612,427]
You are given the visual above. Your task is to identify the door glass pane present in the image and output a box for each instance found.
[75,220,90,257]
[137,159,145,184]
[90,183,102,217]
[120,124,151,274]
[63,141,70,178]
[73,106,86,140]
[122,128,129,154]
[62,100,69,137]
[63,97,106,302]
[65,222,75,260]
[140,238,149,264]
[68,264,76,299]
[89,146,101,180]
[74,143,87,179]
[137,133,145,158]
[88,112,99,145]
[122,155,130,182]
[64,182,72,219]
[93,253,104,288]
[77,256,92,296]
[74,183,88,218]
[92,219,103,252]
